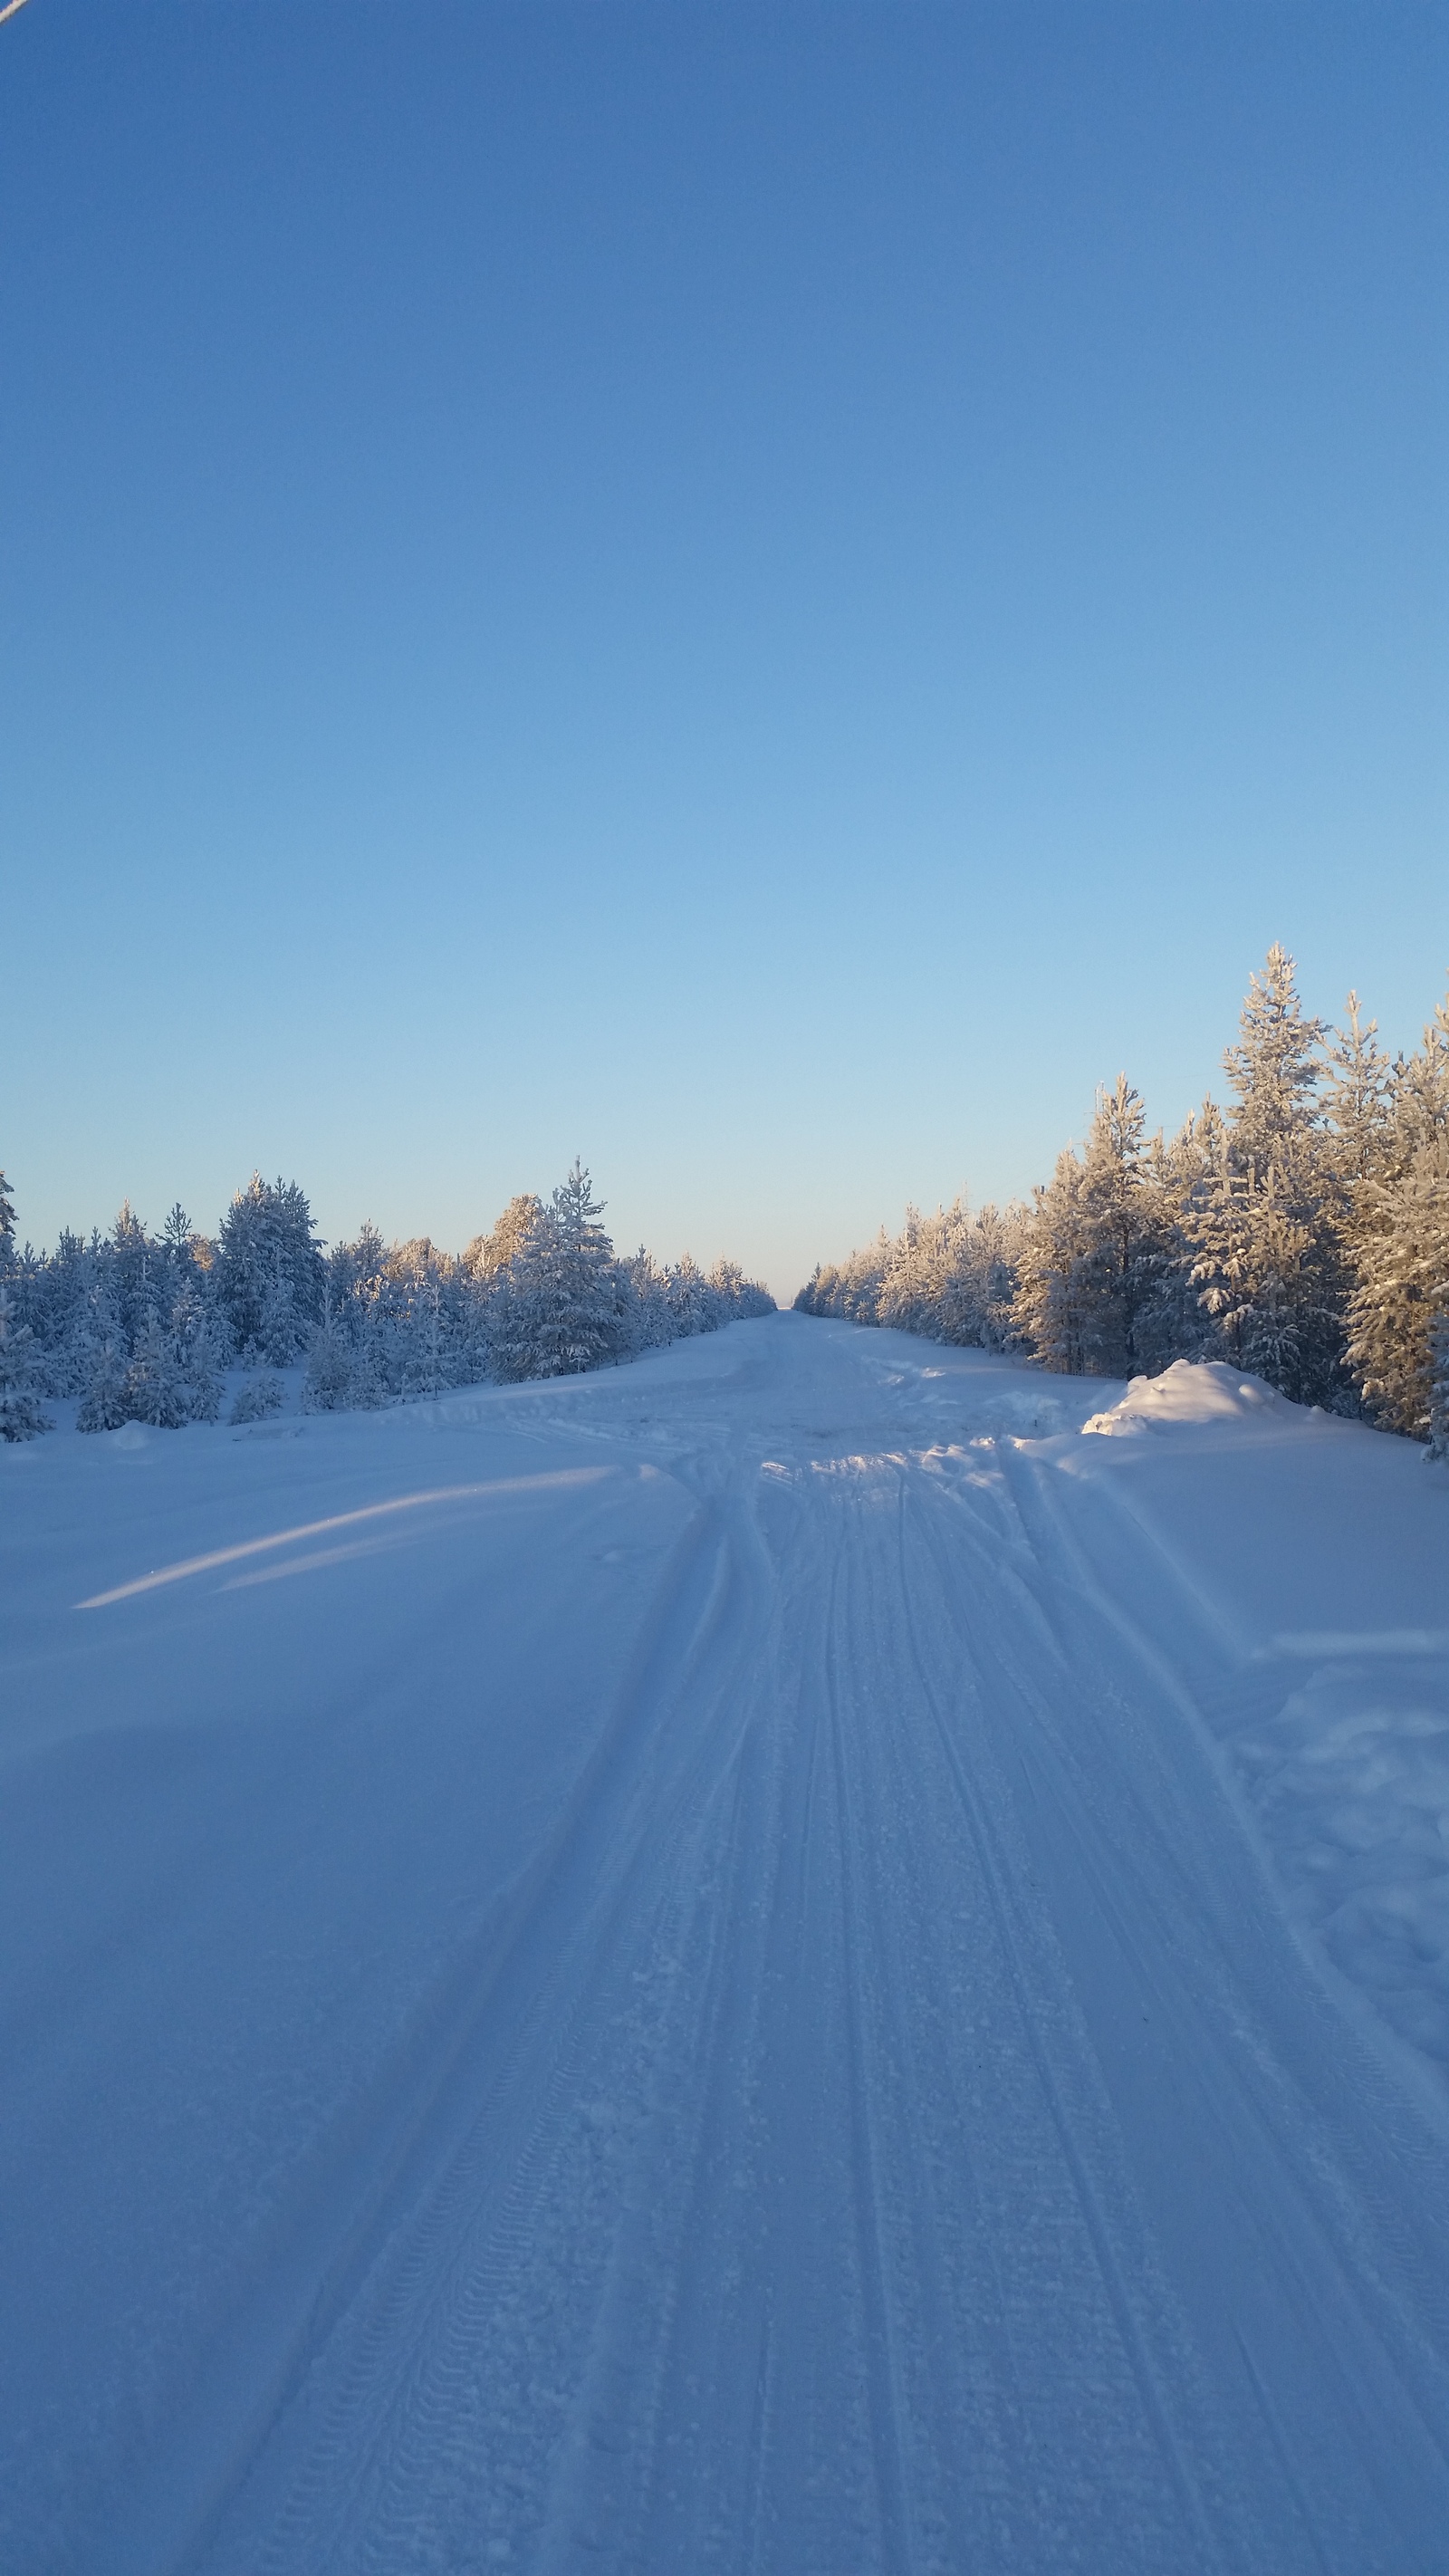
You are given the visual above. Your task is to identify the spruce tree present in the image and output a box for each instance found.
[215,1175,322,1358]
[123,1307,190,1428]
[1189,946,1345,1404]
[488,1164,629,1380]
[0,1285,53,1441]
[1345,990,1449,1436]
[303,1284,356,1411]
[170,1278,226,1422]
[1075,1075,1169,1375]
[76,1337,131,1432]
[1013,1149,1092,1373]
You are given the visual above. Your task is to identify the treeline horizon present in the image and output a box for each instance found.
[796,947,1449,1459]
[0,1159,773,1439]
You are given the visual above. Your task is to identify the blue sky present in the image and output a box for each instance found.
[3,2,1444,1295]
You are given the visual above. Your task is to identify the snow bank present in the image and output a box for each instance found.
[1081,1358,1290,1436]
[1063,1367,1449,2092]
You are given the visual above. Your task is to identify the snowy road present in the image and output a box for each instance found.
[5,1314,1449,2573]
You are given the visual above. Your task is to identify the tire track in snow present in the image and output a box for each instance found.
[154,1489,772,2574]
[65,1322,1449,2576]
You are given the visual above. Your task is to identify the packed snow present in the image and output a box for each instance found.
[3,1313,1449,2573]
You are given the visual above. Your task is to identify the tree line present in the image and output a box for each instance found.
[796,947,1449,1460]
[0,1160,772,1440]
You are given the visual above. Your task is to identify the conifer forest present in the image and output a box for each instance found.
[0,1158,772,1440]
[796,947,1449,1459]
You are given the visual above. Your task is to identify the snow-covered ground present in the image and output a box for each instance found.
[4,1312,1449,2574]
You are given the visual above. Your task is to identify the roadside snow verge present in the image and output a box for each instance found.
[1082,1359,1291,1436]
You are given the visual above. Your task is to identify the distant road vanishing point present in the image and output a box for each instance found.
[4,1312,1449,2573]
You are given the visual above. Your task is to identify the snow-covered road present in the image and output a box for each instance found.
[5,1313,1449,2574]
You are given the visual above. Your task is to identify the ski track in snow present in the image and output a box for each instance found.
[3,1314,1449,2574]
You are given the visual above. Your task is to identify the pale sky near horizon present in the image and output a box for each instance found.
[3,2,1444,1298]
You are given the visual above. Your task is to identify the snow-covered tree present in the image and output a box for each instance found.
[1190,1163,1320,1389]
[230,1373,284,1425]
[215,1175,322,1360]
[123,1307,191,1429]
[76,1335,131,1432]
[0,1167,14,1255]
[464,1195,542,1281]
[1186,947,1346,1406]
[1346,988,1449,1437]
[1323,994,1395,1189]
[302,1286,356,1412]
[0,1285,53,1441]
[1012,1148,1093,1373]
[1009,1080,1172,1377]
[169,1278,226,1422]
[489,1163,631,1381]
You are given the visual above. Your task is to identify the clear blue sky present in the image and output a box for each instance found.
[3,3,1444,1296]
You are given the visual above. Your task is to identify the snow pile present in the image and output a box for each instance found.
[1081,1359,1289,1436]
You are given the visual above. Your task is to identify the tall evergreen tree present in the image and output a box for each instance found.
[123,1307,191,1428]
[1012,1080,1166,1377]
[1013,1148,1093,1373]
[0,1284,53,1441]
[1189,946,1345,1404]
[169,1278,226,1422]
[76,1331,131,1432]
[489,1163,630,1380]
[1345,989,1449,1436]
[215,1175,323,1359]
[1323,993,1395,1188]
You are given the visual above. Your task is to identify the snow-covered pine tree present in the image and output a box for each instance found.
[488,1163,629,1381]
[1075,1075,1172,1376]
[1187,946,1344,1405]
[302,1284,355,1411]
[76,1333,131,1431]
[464,1195,543,1282]
[256,1245,301,1369]
[714,1261,774,1320]
[1148,1098,1225,1364]
[1012,1147,1093,1372]
[620,1247,672,1348]
[0,1167,14,1254]
[108,1202,157,1349]
[1190,1162,1319,1389]
[1012,1081,1169,1378]
[0,1284,53,1440]
[404,1273,448,1399]
[123,1305,191,1428]
[878,1206,955,1338]
[169,1277,226,1422]
[1223,945,1326,1168]
[1346,986,1449,1436]
[229,1374,284,1424]
[215,1175,323,1360]
[803,1229,891,1324]
[663,1254,714,1339]
[1323,994,1395,1189]
[936,1203,1026,1350]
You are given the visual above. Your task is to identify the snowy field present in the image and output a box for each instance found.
[4,1310,1449,2575]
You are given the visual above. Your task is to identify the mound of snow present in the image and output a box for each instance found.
[1081,1360,1290,1437]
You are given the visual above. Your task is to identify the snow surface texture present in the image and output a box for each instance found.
[3,1314,1449,2574]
